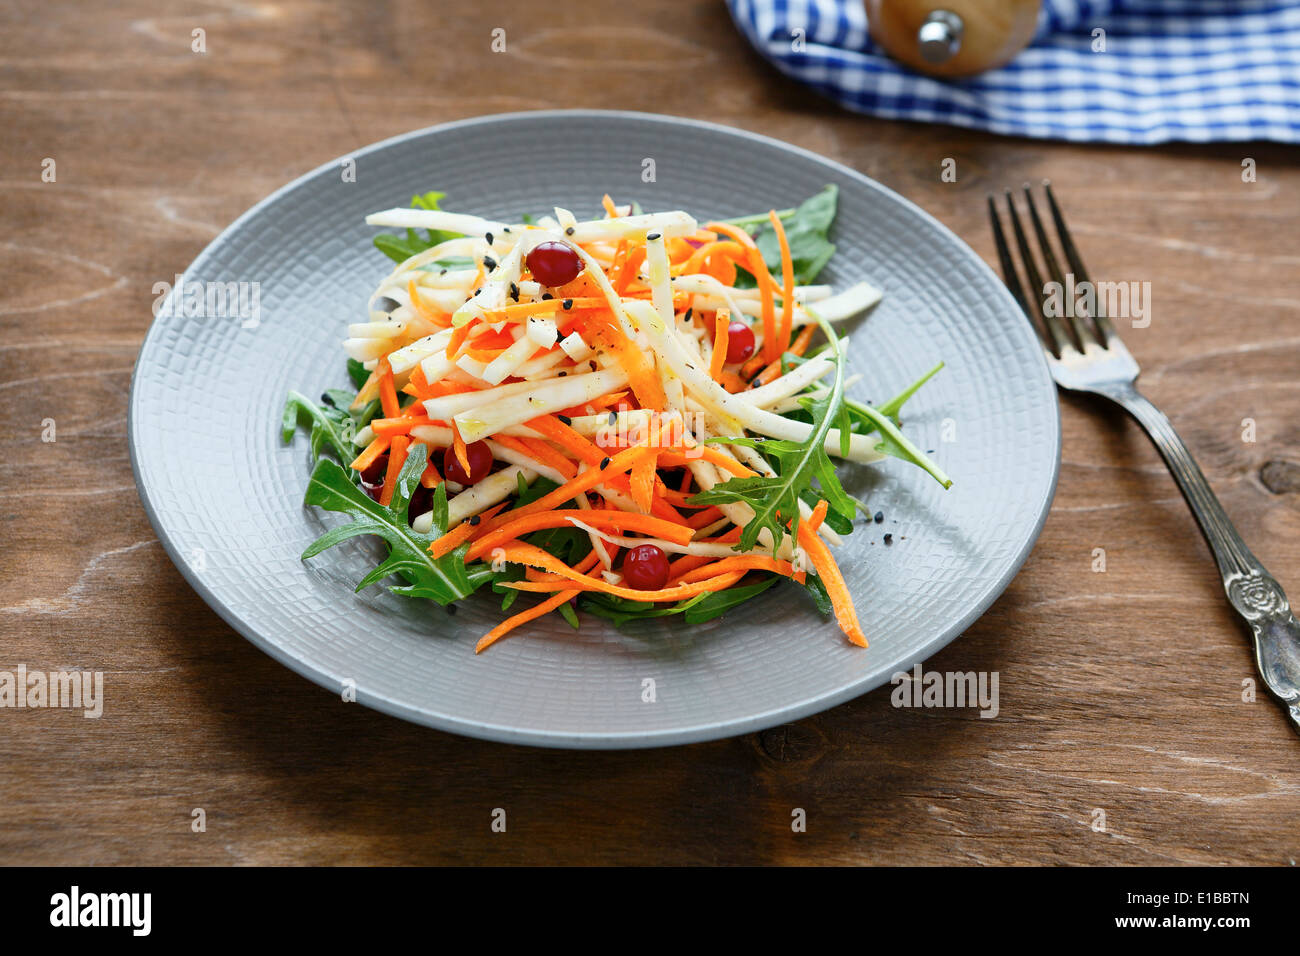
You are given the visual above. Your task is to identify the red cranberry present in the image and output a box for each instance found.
[622,544,670,591]
[444,440,493,485]
[526,241,583,287]
[408,482,435,523]
[725,321,756,364]
[359,454,388,500]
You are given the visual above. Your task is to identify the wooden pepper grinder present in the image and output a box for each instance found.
[864,0,1041,77]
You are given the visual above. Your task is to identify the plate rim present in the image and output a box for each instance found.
[129,108,1061,749]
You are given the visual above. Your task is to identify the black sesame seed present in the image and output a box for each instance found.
[439,268,447,276]
[883,533,893,545]
[874,511,884,524]
[562,299,573,310]
[503,227,512,234]
[469,514,482,526]
[600,456,611,470]
[646,232,661,241]
[485,232,494,245]
[565,226,575,236]
[320,392,335,407]
[483,255,497,271]
[542,292,554,301]
[684,308,693,323]
[557,371,566,377]
[557,415,572,425]
[473,289,481,296]
[509,282,519,300]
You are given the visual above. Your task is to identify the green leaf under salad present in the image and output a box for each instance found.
[299,442,495,605]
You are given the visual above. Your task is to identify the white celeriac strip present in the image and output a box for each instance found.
[386,328,454,376]
[574,494,613,570]
[792,282,882,326]
[481,330,537,385]
[365,209,509,238]
[452,367,629,442]
[411,464,537,534]
[624,300,884,463]
[741,349,841,408]
[768,374,863,414]
[449,237,531,328]
[568,211,697,245]
[373,238,485,293]
[559,332,591,361]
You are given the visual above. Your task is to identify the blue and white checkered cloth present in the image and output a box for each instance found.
[727,0,1300,143]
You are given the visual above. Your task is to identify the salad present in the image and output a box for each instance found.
[283,187,951,652]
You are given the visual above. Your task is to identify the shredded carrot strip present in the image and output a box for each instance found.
[613,247,646,295]
[371,415,433,438]
[708,308,730,381]
[685,505,724,529]
[768,209,795,357]
[482,297,604,322]
[404,363,429,397]
[680,239,743,284]
[718,371,748,393]
[806,499,829,535]
[349,435,391,472]
[657,447,754,479]
[525,414,604,467]
[797,523,866,646]
[707,221,780,364]
[475,551,602,653]
[601,194,619,217]
[497,542,744,601]
[377,436,410,507]
[493,433,576,480]
[476,443,658,537]
[451,420,470,477]
[752,323,817,387]
[630,451,657,514]
[351,366,381,409]
[466,508,692,562]
[377,359,400,419]
[408,278,446,326]
[580,311,664,410]
[428,503,507,559]
[673,554,798,584]
[668,527,743,579]
[445,322,472,359]
[420,458,442,488]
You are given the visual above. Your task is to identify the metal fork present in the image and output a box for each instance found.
[989,182,1300,736]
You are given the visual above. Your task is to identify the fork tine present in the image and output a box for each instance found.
[987,195,1031,317]
[1003,190,1073,357]
[1044,181,1118,344]
[1022,185,1098,352]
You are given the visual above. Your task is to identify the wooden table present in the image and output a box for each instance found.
[3,0,1297,866]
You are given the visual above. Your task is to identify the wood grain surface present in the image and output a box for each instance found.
[2,0,1298,866]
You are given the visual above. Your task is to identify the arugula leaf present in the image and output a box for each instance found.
[346,358,370,390]
[300,443,494,605]
[729,185,839,288]
[802,573,833,617]
[372,191,464,264]
[688,317,853,552]
[282,390,356,464]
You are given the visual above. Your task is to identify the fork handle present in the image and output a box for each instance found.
[1106,383,1300,733]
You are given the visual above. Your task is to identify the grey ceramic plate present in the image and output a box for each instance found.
[129,110,1059,748]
